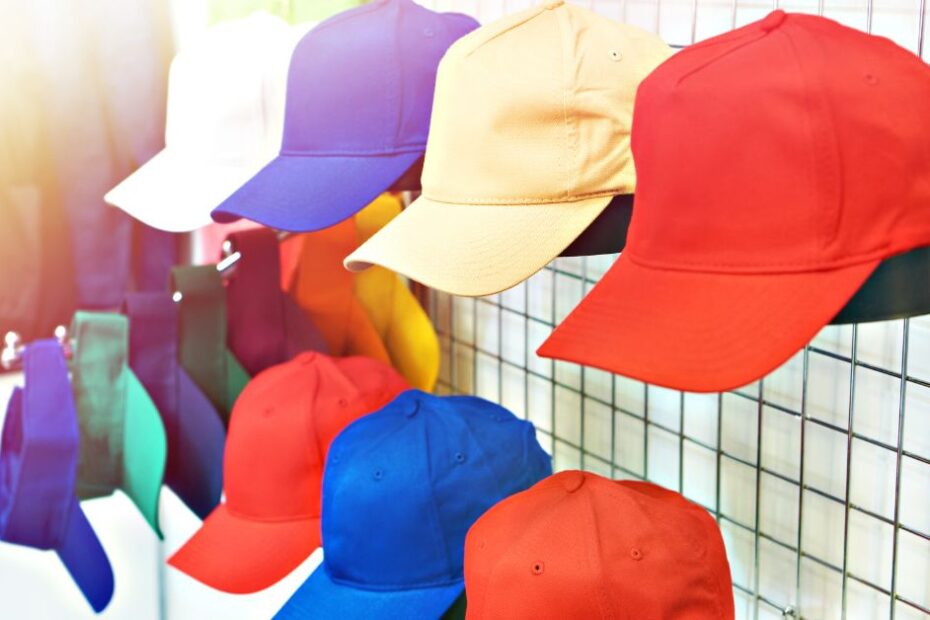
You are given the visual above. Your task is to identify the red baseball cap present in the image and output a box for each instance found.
[539,11,930,392]
[167,352,408,593]
[464,471,734,619]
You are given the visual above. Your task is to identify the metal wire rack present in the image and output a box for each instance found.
[420,1,930,619]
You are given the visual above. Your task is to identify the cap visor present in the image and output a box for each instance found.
[274,565,464,620]
[122,371,167,537]
[344,194,613,297]
[538,253,879,393]
[56,496,115,613]
[105,148,264,232]
[165,370,225,520]
[210,151,423,232]
[168,504,321,594]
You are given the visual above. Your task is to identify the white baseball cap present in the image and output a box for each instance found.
[105,13,309,232]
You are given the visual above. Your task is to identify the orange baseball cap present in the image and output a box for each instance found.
[286,220,392,364]
[345,1,671,296]
[167,352,408,593]
[464,471,734,619]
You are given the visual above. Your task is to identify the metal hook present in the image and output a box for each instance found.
[172,230,292,303]
[1,325,72,371]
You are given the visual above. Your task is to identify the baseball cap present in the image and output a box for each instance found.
[353,194,440,392]
[210,0,479,231]
[559,194,634,258]
[168,352,408,594]
[831,245,930,324]
[70,312,168,537]
[171,265,251,424]
[344,1,672,296]
[124,293,226,520]
[286,220,392,364]
[0,340,115,612]
[223,227,329,375]
[464,471,734,619]
[274,390,552,620]
[540,11,930,392]
[104,13,305,232]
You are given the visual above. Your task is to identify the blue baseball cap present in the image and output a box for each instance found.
[211,0,478,232]
[274,390,552,619]
[124,292,226,520]
[0,341,115,612]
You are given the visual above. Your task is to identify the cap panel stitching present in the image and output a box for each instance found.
[556,4,573,202]
[580,482,618,620]
[780,23,844,250]
[459,5,549,59]
[420,407,456,582]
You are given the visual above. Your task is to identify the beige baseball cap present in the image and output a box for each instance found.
[345,1,672,296]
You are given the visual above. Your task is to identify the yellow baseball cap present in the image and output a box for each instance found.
[345,1,672,296]
[354,195,440,392]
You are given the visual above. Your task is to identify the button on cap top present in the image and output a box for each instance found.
[558,470,586,493]
[544,0,564,9]
[760,9,787,32]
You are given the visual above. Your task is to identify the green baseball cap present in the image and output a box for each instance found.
[207,1,367,25]
[170,265,250,425]
[70,311,167,537]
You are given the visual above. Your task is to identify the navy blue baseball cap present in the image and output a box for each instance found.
[0,341,115,612]
[211,0,478,232]
[124,292,226,520]
[274,390,551,619]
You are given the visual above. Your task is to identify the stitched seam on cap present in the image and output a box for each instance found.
[222,506,319,522]
[278,146,426,157]
[557,4,573,201]
[461,5,549,58]
[782,25,843,251]
[422,188,620,205]
[327,573,464,591]
[305,358,324,482]
[421,410,456,583]
[675,28,768,86]
[581,486,614,620]
[624,241,892,273]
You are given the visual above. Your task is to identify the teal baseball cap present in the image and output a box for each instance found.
[70,311,168,537]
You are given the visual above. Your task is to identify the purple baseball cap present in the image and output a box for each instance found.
[0,341,115,612]
[210,0,478,232]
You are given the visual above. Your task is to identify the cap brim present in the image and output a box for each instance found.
[210,150,423,232]
[165,369,225,520]
[538,253,880,393]
[56,496,115,613]
[168,503,321,594]
[274,565,464,620]
[105,148,263,232]
[122,370,167,537]
[344,194,613,297]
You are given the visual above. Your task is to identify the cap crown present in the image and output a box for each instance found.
[164,13,299,164]
[421,2,671,205]
[321,391,552,589]
[224,354,407,520]
[464,471,734,619]
[628,11,930,274]
[0,342,78,549]
[282,0,477,156]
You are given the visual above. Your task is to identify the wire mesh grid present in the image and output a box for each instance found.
[418,1,930,619]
